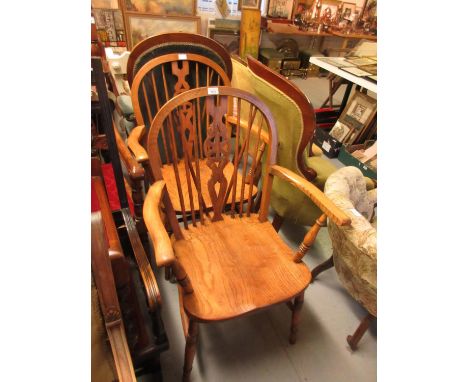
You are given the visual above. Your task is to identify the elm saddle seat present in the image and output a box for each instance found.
[143,87,351,381]
[173,214,311,321]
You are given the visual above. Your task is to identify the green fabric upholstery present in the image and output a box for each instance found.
[232,60,337,226]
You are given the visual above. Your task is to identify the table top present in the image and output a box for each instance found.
[309,56,377,94]
[266,22,331,37]
[330,31,377,41]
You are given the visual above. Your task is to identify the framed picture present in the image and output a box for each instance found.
[210,29,240,55]
[123,0,196,16]
[93,8,127,46]
[312,0,339,18]
[329,120,351,142]
[267,0,295,20]
[126,14,201,49]
[238,0,261,10]
[339,91,377,132]
[92,0,119,9]
[342,2,356,20]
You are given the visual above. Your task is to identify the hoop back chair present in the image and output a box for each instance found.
[127,33,233,87]
[142,86,351,380]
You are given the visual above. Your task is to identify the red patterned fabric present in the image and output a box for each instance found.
[91,164,135,215]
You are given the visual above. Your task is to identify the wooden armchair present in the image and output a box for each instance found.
[126,33,233,87]
[142,87,351,381]
[92,159,168,374]
[92,211,136,382]
[231,55,338,229]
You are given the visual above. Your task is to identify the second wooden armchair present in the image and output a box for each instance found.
[143,87,351,381]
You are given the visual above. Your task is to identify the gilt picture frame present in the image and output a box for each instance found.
[123,0,196,16]
[126,14,201,49]
[267,0,295,20]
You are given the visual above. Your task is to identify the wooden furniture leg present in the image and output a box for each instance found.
[183,319,199,382]
[347,312,375,351]
[311,255,334,282]
[293,214,327,262]
[272,213,285,232]
[289,292,305,344]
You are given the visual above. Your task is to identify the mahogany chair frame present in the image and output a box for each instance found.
[246,55,319,182]
[91,211,137,382]
[127,32,233,87]
[92,159,166,371]
[142,87,351,381]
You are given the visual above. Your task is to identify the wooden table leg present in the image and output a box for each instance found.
[311,255,334,282]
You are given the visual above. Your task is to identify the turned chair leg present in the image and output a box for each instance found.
[311,255,334,282]
[347,312,375,351]
[183,319,199,382]
[272,213,284,232]
[289,292,305,344]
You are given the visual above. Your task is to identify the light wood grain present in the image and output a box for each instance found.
[269,165,351,226]
[127,125,148,163]
[161,155,258,214]
[173,214,311,322]
[143,181,175,267]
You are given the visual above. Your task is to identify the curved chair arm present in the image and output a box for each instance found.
[128,125,149,163]
[143,181,175,268]
[122,208,162,311]
[269,165,351,263]
[113,125,145,181]
[270,165,350,227]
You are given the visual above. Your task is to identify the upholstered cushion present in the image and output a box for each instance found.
[232,60,336,226]
[117,95,134,116]
[325,166,377,316]
[304,154,338,189]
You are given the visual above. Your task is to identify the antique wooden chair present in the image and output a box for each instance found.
[92,211,136,382]
[142,87,351,381]
[92,159,168,374]
[126,33,233,87]
[126,54,263,217]
[312,166,377,350]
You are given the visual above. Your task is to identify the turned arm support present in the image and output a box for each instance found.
[113,125,145,181]
[269,165,351,263]
[143,181,193,294]
[127,125,149,164]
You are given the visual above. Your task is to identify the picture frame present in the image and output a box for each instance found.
[238,0,262,10]
[341,2,356,20]
[126,14,201,49]
[267,0,295,20]
[92,0,119,9]
[339,91,377,133]
[92,8,127,47]
[123,0,196,16]
[312,0,339,19]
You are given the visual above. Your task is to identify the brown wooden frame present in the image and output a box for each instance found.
[246,55,319,181]
[123,12,201,50]
[143,86,351,380]
[91,212,137,382]
[126,32,233,86]
[122,0,196,15]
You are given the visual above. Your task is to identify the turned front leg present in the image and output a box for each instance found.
[293,214,327,262]
[183,319,199,382]
[289,292,305,344]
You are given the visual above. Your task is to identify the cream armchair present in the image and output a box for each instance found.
[312,166,377,350]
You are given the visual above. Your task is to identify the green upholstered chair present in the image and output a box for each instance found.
[231,56,338,229]
[312,166,377,350]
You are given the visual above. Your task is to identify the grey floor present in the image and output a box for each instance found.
[142,78,377,382]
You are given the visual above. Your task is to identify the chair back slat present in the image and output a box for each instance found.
[147,87,278,229]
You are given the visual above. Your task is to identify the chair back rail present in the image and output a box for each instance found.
[127,33,233,86]
[146,87,277,230]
